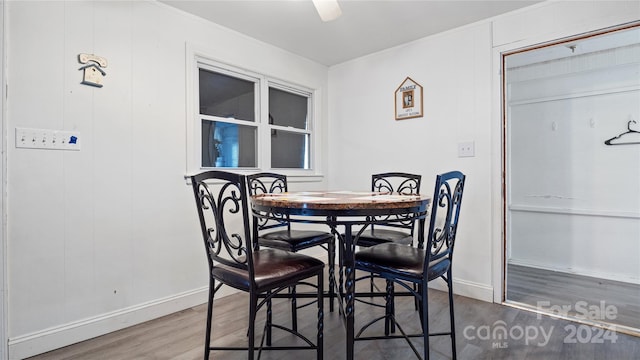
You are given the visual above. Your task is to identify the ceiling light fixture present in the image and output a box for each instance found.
[312,0,342,22]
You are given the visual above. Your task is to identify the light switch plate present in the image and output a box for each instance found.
[15,127,81,151]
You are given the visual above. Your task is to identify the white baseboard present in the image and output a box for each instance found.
[8,286,218,360]
[428,277,494,303]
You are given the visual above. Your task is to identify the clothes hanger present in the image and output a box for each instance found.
[604,119,640,145]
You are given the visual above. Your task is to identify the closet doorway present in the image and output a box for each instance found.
[503,24,640,335]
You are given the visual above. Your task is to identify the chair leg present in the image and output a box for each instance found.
[317,271,324,360]
[291,286,298,331]
[266,294,273,346]
[420,282,430,360]
[338,241,344,298]
[370,273,375,293]
[447,272,457,360]
[204,278,215,360]
[384,279,395,335]
[390,283,396,333]
[328,240,336,312]
[248,293,258,360]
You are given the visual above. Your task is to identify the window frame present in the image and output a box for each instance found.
[264,81,314,171]
[187,49,320,178]
[198,62,260,169]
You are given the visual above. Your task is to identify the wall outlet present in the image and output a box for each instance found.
[15,127,81,151]
[458,141,475,158]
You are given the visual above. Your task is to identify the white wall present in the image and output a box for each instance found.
[328,22,495,301]
[4,1,328,358]
[328,0,640,304]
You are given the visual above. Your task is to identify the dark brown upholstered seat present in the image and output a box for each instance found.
[247,172,336,326]
[211,248,324,292]
[258,230,335,252]
[190,171,324,360]
[354,243,450,282]
[355,228,414,248]
[354,171,466,360]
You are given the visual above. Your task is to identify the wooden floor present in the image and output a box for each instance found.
[507,264,640,331]
[29,274,640,360]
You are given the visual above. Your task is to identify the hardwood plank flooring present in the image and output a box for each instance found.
[507,264,640,330]
[29,274,640,360]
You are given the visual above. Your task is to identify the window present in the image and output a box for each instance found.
[268,86,311,169]
[196,60,314,171]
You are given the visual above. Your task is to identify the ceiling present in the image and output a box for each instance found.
[159,0,543,66]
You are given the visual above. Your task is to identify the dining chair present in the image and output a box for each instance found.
[190,171,324,360]
[353,172,422,294]
[354,170,466,360]
[247,173,336,323]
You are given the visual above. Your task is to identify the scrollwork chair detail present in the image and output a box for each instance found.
[190,171,324,360]
[354,170,466,360]
[359,172,422,247]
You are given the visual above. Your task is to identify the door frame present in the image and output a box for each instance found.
[491,21,640,304]
[492,22,640,338]
[1,1,7,358]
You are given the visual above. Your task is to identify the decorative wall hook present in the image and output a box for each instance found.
[78,53,107,87]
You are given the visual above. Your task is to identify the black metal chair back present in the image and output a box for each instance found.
[423,170,465,266]
[190,170,255,280]
[371,172,422,233]
[372,172,421,195]
[247,172,291,232]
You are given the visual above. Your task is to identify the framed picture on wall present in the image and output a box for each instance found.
[395,77,423,120]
